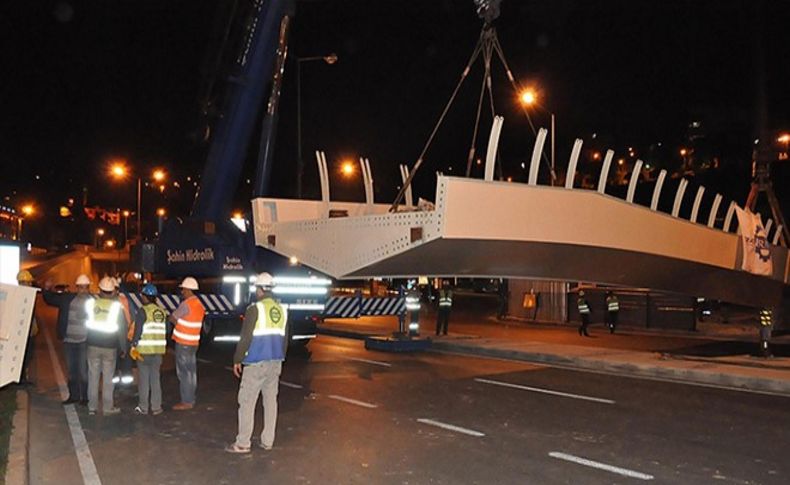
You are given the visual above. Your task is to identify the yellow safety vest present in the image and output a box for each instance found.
[137,303,167,355]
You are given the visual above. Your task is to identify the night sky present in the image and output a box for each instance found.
[2,0,789,244]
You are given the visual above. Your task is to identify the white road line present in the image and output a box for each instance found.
[345,356,392,368]
[417,418,485,437]
[196,357,212,364]
[327,395,378,409]
[43,326,102,485]
[475,378,615,404]
[280,380,303,389]
[549,452,654,481]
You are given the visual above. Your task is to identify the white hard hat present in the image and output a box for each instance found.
[179,277,199,291]
[75,274,91,286]
[98,276,116,292]
[255,272,274,288]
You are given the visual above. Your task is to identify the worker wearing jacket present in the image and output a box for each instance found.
[435,285,453,336]
[226,272,287,454]
[43,274,93,404]
[168,277,205,410]
[131,284,167,415]
[86,277,128,415]
[577,290,591,337]
[605,291,620,334]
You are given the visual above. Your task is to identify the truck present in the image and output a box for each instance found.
[131,0,328,347]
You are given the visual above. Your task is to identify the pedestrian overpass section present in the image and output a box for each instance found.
[252,176,789,316]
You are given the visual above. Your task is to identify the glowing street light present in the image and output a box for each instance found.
[289,255,299,266]
[152,169,166,182]
[109,160,128,179]
[21,204,35,217]
[97,228,105,236]
[341,160,355,177]
[156,208,166,217]
[679,148,688,157]
[104,239,116,249]
[519,89,537,106]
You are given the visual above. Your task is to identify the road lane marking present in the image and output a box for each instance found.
[417,418,485,437]
[280,380,303,389]
[43,325,102,485]
[345,356,392,368]
[475,378,615,404]
[196,357,212,364]
[328,395,378,409]
[549,452,654,481]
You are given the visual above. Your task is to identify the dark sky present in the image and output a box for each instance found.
[2,0,789,233]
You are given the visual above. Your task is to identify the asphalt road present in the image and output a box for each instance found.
[27,303,789,485]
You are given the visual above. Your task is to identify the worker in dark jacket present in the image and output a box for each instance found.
[43,274,93,404]
[605,291,620,334]
[226,272,288,454]
[577,290,591,337]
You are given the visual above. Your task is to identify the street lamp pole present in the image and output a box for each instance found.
[551,113,556,185]
[136,177,141,240]
[296,53,337,199]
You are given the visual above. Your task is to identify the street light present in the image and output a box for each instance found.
[518,88,556,185]
[340,160,355,178]
[18,204,35,240]
[297,53,338,198]
[109,162,168,240]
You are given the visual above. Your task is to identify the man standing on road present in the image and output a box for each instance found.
[131,284,167,415]
[605,291,620,334]
[168,276,205,410]
[435,282,453,336]
[43,274,93,404]
[226,272,287,454]
[577,290,591,337]
[86,276,127,415]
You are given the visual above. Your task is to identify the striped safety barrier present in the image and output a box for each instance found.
[323,296,405,318]
[126,293,239,317]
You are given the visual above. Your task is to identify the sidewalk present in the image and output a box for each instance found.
[319,315,790,396]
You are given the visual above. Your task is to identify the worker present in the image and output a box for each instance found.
[759,308,773,358]
[435,282,453,336]
[605,291,620,334]
[86,276,127,415]
[226,272,287,454]
[131,284,167,415]
[115,277,135,387]
[16,270,39,386]
[577,290,591,337]
[43,274,93,404]
[168,276,205,410]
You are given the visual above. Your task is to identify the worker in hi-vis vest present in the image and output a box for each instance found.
[436,283,453,336]
[131,284,167,415]
[168,276,205,410]
[86,276,128,415]
[605,291,620,334]
[226,272,288,454]
[577,290,591,337]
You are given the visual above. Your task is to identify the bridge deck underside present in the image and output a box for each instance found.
[347,238,785,309]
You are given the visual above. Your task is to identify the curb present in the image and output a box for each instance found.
[318,326,378,341]
[4,390,29,485]
[432,340,790,396]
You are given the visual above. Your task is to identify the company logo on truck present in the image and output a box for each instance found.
[166,248,215,265]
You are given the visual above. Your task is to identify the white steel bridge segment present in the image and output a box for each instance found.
[252,175,789,311]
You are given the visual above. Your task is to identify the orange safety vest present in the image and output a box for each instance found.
[172,296,205,346]
[118,293,134,341]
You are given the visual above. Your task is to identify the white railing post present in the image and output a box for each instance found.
[597,150,614,194]
[564,139,583,189]
[528,128,547,186]
[690,186,705,223]
[650,170,667,211]
[484,116,504,182]
[707,194,723,228]
[626,159,643,203]
[671,179,688,217]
